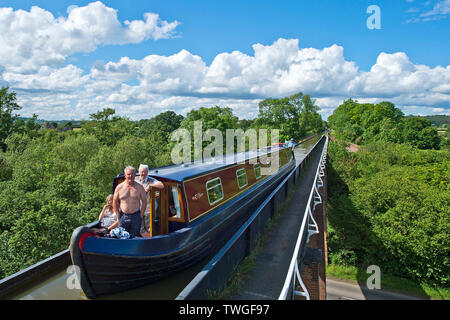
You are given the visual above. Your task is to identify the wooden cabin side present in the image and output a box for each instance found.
[182,147,293,222]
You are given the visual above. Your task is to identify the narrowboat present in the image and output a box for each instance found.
[69,145,295,298]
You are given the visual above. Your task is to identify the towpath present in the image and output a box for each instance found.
[228,140,324,299]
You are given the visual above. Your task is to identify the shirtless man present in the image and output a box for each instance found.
[113,166,147,237]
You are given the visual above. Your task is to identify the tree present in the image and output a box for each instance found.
[401,116,441,150]
[328,99,441,149]
[137,111,184,148]
[299,94,325,134]
[89,108,116,122]
[257,92,325,141]
[82,108,136,146]
[181,106,239,133]
[0,87,21,151]
[177,106,240,158]
[257,93,303,140]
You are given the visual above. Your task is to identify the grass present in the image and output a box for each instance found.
[326,263,450,300]
[215,246,260,299]
[215,199,287,299]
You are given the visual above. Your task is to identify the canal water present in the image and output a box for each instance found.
[9,253,215,300]
[293,135,322,166]
[8,134,323,300]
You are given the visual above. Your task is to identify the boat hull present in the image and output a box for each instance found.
[70,158,295,298]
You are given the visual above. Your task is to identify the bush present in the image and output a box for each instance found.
[327,140,450,286]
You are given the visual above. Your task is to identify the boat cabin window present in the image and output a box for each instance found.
[206,177,224,205]
[254,163,262,179]
[236,168,248,189]
[168,185,182,219]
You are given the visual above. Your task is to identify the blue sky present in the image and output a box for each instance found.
[1,1,449,120]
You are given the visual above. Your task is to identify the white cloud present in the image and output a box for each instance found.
[349,52,450,97]
[0,3,447,121]
[198,40,359,99]
[9,38,450,120]
[0,2,179,73]
[421,0,450,17]
[72,39,449,120]
[406,0,450,22]
[3,64,89,91]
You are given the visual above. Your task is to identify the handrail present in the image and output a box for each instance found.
[278,135,328,300]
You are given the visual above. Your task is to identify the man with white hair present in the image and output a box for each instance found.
[136,164,164,236]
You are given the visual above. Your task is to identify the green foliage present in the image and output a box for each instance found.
[181,106,239,133]
[401,116,441,149]
[0,87,22,152]
[175,93,326,158]
[81,108,137,146]
[178,106,241,156]
[327,140,450,286]
[0,107,157,277]
[328,99,441,149]
[137,110,184,147]
[257,92,325,141]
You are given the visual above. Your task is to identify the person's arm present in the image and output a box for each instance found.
[98,205,106,221]
[148,177,164,190]
[113,186,121,217]
[107,213,119,231]
[108,189,121,232]
[140,185,147,217]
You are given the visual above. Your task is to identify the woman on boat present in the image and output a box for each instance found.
[98,194,118,232]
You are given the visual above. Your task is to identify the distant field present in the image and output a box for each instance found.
[437,128,449,137]
[423,115,450,126]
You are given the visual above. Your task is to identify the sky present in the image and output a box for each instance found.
[0,0,449,121]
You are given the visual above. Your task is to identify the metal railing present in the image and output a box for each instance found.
[278,135,328,300]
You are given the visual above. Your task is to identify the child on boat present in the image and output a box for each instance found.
[98,194,118,232]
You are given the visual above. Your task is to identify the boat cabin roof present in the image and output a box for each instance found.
[118,145,287,183]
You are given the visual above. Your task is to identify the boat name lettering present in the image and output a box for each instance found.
[192,192,204,200]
